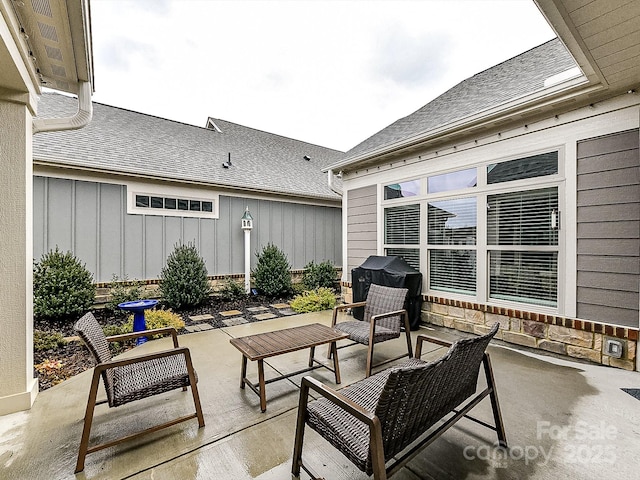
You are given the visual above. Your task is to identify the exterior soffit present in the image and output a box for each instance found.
[4,0,93,95]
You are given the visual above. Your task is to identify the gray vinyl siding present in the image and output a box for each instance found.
[576,129,639,328]
[33,176,342,283]
[346,185,378,280]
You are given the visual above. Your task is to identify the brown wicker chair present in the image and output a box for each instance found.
[329,284,412,377]
[73,312,205,473]
[293,323,506,480]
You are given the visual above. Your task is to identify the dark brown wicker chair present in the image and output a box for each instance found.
[73,312,205,473]
[293,323,506,480]
[329,284,412,377]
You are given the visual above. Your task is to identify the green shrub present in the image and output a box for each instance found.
[123,309,185,339]
[290,287,337,313]
[302,260,338,290]
[33,247,96,321]
[159,242,211,310]
[106,274,148,316]
[217,276,247,301]
[252,243,292,297]
[34,330,67,351]
[291,282,307,295]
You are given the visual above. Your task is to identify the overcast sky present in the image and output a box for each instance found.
[89,0,556,152]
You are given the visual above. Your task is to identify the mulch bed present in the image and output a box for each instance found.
[34,295,294,391]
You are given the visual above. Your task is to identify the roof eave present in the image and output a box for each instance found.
[327,74,600,173]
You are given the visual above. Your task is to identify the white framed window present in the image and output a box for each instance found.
[382,150,562,310]
[127,182,219,219]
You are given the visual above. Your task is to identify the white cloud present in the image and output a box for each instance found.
[89,0,555,151]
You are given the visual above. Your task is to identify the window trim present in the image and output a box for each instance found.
[127,183,219,219]
[380,148,565,314]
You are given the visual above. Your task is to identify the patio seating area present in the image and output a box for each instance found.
[1,310,639,479]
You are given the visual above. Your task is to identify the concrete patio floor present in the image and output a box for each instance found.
[1,311,639,480]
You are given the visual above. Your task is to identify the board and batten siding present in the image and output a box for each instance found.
[346,185,377,280]
[576,129,639,328]
[33,177,342,283]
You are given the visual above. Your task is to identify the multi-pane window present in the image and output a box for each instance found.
[428,198,477,295]
[382,150,561,309]
[487,187,558,306]
[384,204,420,270]
[135,194,214,215]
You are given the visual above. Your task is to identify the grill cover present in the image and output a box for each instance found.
[351,256,423,330]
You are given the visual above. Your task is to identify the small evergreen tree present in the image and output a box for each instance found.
[252,243,292,297]
[302,260,337,290]
[159,242,211,309]
[33,247,96,321]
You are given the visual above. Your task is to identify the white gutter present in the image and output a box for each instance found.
[327,169,342,196]
[32,81,92,134]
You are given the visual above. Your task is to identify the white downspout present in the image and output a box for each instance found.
[328,169,342,196]
[32,81,93,134]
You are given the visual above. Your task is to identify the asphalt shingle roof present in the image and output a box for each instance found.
[33,94,344,201]
[342,38,578,163]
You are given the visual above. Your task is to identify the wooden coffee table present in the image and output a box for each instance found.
[230,323,349,412]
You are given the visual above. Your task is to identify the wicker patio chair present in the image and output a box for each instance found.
[293,322,506,480]
[73,312,205,473]
[329,284,412,377]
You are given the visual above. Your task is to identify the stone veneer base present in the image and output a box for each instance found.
[341,282,638,371]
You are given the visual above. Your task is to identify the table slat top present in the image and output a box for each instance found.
[229,323,349,361]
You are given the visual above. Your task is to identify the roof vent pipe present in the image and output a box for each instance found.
[33,81,93,135]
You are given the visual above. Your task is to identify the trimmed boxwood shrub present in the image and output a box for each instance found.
[252,243,292,297]
[33,247,96,322]
[159,242,211,310]
[302,260,337,290]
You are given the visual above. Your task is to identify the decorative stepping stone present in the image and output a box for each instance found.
[189,314,215,322]
[253,312,277,321]
[247,306,269,313]
[220,309,243,317]
[223,317,249,327]
[278,308,297,316]
[270,303,290,309]
[184,323,214,332]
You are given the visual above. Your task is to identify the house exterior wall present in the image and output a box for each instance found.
[576,129,639,328]
[340,92,640,370]
[345,185,378,281]
[33,176,342,284]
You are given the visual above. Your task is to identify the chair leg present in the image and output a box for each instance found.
[483,353,507,447]
[292,382,310,477]
[403,313,413,358]
[185,350,205,428]
[366,341,375,378]
[76,369,102,473]
[369,421,388,480]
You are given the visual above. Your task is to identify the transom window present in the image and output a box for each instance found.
[135,194,214,214]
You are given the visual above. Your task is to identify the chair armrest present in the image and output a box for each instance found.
[334,301,367,311]
[106,327,180,347]
[331,301,367,327]
[415,334,453,357]
[94,346,191,372]
[301,376,376,425]
[370,309,407,322]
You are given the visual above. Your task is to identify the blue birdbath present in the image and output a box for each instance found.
[118,299,159,345]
